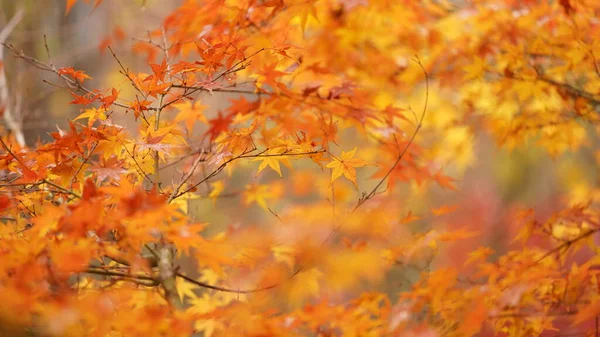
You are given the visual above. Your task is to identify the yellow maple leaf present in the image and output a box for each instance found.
[208,181,224,205]
[254,148,286,177]
[176,277,199,302]
[272,245,296,270]
[325,147,367,187]
[243,184,274,211]
[287,267,323,306]
[199,269,220,286]
[194,319,223,337]
[74,107,107,126]
[295,1,319,34]
[173,100,208,133]
[462,56,487,81]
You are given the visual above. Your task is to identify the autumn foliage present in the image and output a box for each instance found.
[0,0,600,336]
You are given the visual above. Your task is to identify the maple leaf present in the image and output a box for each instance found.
[325,148,368,187]
[254,62,288,90]
[208,181,224,205]
[431,204,458,216]
[58,66,92,83]
[205,111,234,141]
[69,91,99,106]
[170,222,207,256]
[81,178,98,200]
[139,124,183,158]
[176,277,199,302]
[293,0,319,34]
[432,171,458,191]
[287,268,323,306]
[0,195,11,212]
[73,107,107,126]
[401,211,421,224]
[573,301,600,325]
[254,148,286,177]
[88,155,128,182]
[149,58,168,82]
[457,300,487,336]
[319,114,338,148]
[227,96,259,115]
[173,100,208,133]
[100,88,119,108]
[129,72,171,98]
[272,245,296,270]
[196,45,225,73]
[328,81,356,100]
[465,246,494,266]
[243,184,274,211]
[462,57,487,81]
[170,60,202,75]
[128,99,152,120]
[144,80,171,98]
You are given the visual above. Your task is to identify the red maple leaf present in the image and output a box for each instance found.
[205,111,234,141]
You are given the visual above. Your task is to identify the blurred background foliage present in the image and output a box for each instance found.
[1,0,599,305]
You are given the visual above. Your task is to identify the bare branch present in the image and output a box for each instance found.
[0,9,26,146]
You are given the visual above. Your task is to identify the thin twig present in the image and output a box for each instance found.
[535,229,598,263]
[354,56,428,211]
[169,149,325,201]
[107,45,144,97]
[42,179,81,199]
[167,152,205,203]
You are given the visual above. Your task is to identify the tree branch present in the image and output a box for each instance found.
[0,9,26,146]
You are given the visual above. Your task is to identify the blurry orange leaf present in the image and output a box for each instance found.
[287,268,323,306]
[272,245,296,270]
[173,100,208,133]
[432,172,457,191]
[431,204,458,216]
[0,195,11,212]
[65,0,78,14]
[82,178,98,200]
[573,301,600,325]
[438,228,478,242]
[457,300,487,336]
[465,246,494,266]
[65,0,103,15]
[401,211,421,224]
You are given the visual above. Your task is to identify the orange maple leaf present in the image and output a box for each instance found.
[432,171,458,191]
[431,204,458,216]
[205,111,234,141]
[173,100,208,133]
[58,67,92,83]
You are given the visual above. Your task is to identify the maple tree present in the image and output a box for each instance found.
[0,0,599,336]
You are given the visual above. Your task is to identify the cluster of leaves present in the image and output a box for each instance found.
[0,0,599,336]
